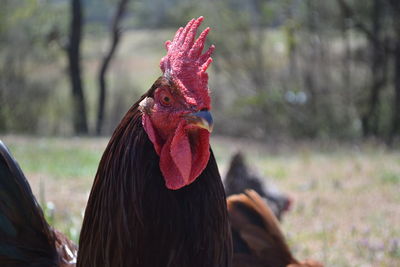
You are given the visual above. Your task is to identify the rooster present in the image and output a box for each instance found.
[227,190,322,267]
[77,17,232,267]
[0,17,232,267]
[225,152,292,220]
[0,141,77,266]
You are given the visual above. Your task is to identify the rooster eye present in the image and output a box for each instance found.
[159,90,173,106]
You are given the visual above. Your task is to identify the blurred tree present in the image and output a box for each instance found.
[388,0,400,141]
[68,0,88,134]
[337,0,389,138]
[337,0,400,142]
[300,0,319,137]
[202,0,282,137]
[96,0,130,135]
[0,0,68,134]
[204,0,355,139]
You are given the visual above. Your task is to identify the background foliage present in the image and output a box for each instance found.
[1,0,400,142]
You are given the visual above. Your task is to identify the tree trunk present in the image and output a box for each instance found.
[388,0,400,142]
[68,0,88,134]
[0,89,5,132]
[337,0,388,139]
[302,0,319,137]
[362,0,386,138]
[390,42,400,141]
[246,0,267,93]
[340,10,356,130]
[96,0,129,135]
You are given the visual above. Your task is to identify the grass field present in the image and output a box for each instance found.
[1,135,399,266]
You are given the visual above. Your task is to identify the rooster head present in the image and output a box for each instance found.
[139,17,214,190]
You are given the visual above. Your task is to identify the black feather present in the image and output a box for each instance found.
[0,141,59,266]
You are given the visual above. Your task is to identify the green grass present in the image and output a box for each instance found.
[7,140,101,179]
[1,135,400,266]
[380,171,400,185]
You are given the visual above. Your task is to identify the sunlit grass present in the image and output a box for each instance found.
[7,141,101,179]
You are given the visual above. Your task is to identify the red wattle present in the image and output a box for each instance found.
[159,140,186,190]
[143,114,211,190]
[142,114,162,154]
[188,129,210,183]
[170,122,192,185]
[156,124,210,190]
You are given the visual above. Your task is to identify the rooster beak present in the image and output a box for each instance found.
[185,110,214,132]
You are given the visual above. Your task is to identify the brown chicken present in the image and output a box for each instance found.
[225,152,292,220]
[228,189,323,267]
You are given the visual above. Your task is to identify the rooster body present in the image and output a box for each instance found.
[77,84,232,266]
[78,17,232,267]
[0,141,77,267]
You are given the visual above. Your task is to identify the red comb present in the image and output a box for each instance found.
[160,17,214,108]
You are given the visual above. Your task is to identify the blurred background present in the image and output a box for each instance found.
[1,0,400,141]
[1,0,400,266]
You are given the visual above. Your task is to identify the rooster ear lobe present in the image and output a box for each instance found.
[139,97,155,115]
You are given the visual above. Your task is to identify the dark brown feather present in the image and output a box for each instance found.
[0,141,77,267]
[228,190,323,267]
[77,78,232,267]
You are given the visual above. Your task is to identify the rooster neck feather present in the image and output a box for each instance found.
[77,84,232,267]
